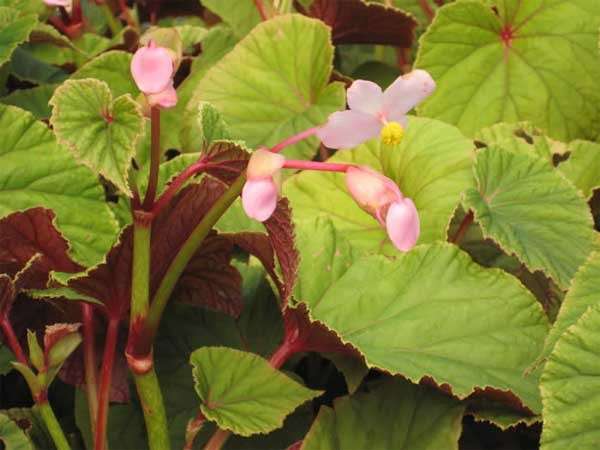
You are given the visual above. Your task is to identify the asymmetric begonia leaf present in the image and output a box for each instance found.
[463,147,595,288]
[50,78,145,196]
[301,379,464,450]
[0,413,33,450]
[285,117,473,253]
[415,0,600,141]
[0,7,37,66]
[541,251,600,361]
[193,14,345,160]
[71,51,137,98]
[540,304,600,450]
[0,105,118,267]
[559,140,600,199]
[190,346,321,436]
[304,243,548,412]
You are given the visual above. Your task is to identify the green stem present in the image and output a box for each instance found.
[131,217,151,320]
[146,174,246,337]
[80,304,99,444]
[132,369,171,450]
[36,401,71,450]
[100,2,122,36]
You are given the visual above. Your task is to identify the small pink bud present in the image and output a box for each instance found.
[147,82,178,109]
[242,149,286,222]
[345,166,402,224]
[385,199,420,252]
[131,41,174,95]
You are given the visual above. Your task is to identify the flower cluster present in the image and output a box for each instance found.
[131,41,178,109]
[242,70,435,252]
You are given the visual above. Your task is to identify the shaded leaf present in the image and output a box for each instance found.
[0,84,57,119]
[0,413,34,450]
[0,7,37,66]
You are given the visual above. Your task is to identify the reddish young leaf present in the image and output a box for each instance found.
[200,141,250,185]
[301,0,417,47]
[43,322,81,354]
[0,208,82,287]
[174,232,243,317]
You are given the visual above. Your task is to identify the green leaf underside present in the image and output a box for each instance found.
[0,105,118,266]
[541,251,600,361]
[463,147,595,288]
[541,304,600,450]
[559,140,600,199]
[193,14,345,160]
[304,243,548,412]
[191,346,320,436]
[0,413,34,450]
[415,0,600,141]
[301,379,464,450]
[50,78,144,196]
[0,7,37,66]
[284,117,473,254]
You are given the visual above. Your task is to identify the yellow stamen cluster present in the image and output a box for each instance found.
[380,121,404,146]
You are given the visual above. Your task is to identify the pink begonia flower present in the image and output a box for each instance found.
[346,166,419,252]
[147,82,177,109]
[44,0,71,7]
[242,149,285,222]
[131,41,174,95]
[317,69,436,149]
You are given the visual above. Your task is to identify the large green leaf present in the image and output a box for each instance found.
[304,243,548,412]
[71,51,137,98]
[301,379,464,450]
[285,117,473,254]
[191,346,320,436]
[541,304,600,450]
[0,7,37,66]
[541,251,600,361]
[415,0,600,141]
[201,0,262,38]
[463,147,595,288]
[193,14,345,160]
[49,78,145,196]
[559,140,600,199]
[0,413,34,450]
[0,105,118,266]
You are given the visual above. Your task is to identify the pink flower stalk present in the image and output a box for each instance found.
[346,166,419,251]
[131,41,175,95]
[317,69,436,149]
[242,149,285,222]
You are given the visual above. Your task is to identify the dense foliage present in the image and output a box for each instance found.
[1,1,600,449]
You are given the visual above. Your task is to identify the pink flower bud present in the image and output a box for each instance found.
[131,41,174,95]
[242,149,286,222]
[147,82,178,109]
[318,70,436,149]
[345,166,420,251]
[385,199,420,252]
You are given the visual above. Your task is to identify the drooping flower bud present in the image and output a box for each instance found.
[131,41,174,95]
[318,70,436,149]
[345,166,420,252]
[242,149,285,222]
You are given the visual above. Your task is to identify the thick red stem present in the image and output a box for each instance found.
[268,340,297,369]
[151,161,206,216]
[270,127,319,154]
[283,160,353,173]
[0,318,27,365]
[143,107,161,210]
[418,0,435,21]
[253,0,268,20]
[94,318,120,450]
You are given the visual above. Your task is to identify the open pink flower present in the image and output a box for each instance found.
[346,166,419,251]
[131,41,174,95]
[317,69,435,149]
[242,149,285,222]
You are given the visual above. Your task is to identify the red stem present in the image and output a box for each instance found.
[151,161,206,216]
[450,210,474,244]
[283,160,353,173]
[81,304,99,441]
[184,411,205,450]
[0,318,27,365]
[71,0,83,24]
[253,0,268,21]
[270,127,319,154]
[143,107,161,210]
[418,0,435,21]
[268,341,296,369]
[94,318,120,450]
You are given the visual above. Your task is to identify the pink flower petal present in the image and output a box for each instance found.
[131,42,174,95]
[44,0,71,6]
[242,178,279,222]
[147,82,178,109]
[346,166,402,222]
[347,80,383,116]
[317,110,383,149]
[381,69,436,120]
[247,149,285,180]
[385,198,420,252]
